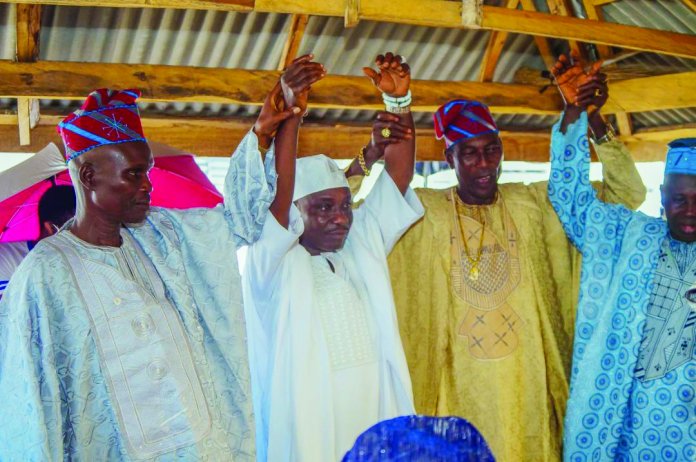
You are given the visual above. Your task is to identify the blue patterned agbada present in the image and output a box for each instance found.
[548,113,695,462]
[0,132,276,461]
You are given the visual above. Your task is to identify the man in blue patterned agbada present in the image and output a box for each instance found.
[548,56,695,462]
[0,73,320,461]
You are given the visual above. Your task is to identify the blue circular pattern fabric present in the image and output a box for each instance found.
[342,416,495,461]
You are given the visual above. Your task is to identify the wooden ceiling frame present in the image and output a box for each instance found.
[15,3,42,146]
[0,0,695,58]
[0,113,691,162]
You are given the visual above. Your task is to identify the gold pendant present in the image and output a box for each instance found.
[469,266,479,281]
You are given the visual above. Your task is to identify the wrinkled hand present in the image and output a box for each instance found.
[363,52,411,97]
[575,73,608,113]
[280,54,326,114]
[364,111,413,164]
[551,52,602,107]
[253,54,325,147]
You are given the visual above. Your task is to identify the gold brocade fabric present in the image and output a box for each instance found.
[385,141,646,462]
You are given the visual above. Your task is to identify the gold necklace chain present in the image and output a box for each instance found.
[453,192,487,281]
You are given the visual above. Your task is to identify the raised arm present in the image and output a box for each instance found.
[269,54,326,229]
[361,52,415,195]
[548,54,637,252]
[224,56,324,243]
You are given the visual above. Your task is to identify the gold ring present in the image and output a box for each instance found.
[381,127,391,138]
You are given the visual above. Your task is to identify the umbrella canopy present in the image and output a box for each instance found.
[0,142,223,243]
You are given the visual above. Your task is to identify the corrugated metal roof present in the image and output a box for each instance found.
[0,2,693,133]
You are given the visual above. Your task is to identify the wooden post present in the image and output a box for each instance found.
[15,3,42,146]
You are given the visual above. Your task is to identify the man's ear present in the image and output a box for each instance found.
[660,183,666,209]
[78,162,96,189]
[444,148,454,168]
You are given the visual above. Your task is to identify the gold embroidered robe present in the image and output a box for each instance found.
[384,141,646,462]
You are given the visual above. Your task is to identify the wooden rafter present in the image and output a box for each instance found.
[682,0,696,14]
[581,0,612,59]
[1,60,694,115]
[0,114,690,162]
[15,3,42,146]
[478,0,517,82]
[277,14,309,71]
[1,0,695,58]
[592,0,619,5]
[615,112,633,137]
[518,0,556,71]
[545,0,585,58]
[0,60,565,114]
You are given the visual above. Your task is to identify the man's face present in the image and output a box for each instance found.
[296,187,353,255]
[445,132,503,204]
[662,173,696,243]
[84,142,154,225]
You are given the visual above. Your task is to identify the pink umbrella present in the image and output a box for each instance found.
[0,142,223,243]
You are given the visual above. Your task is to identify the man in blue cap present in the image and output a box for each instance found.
[549,93,695,459]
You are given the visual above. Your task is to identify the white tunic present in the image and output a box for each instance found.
[243,172,424,462]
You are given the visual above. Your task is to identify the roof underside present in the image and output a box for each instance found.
[0,0,694,133]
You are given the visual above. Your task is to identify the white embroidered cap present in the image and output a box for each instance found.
[293,154,350,201]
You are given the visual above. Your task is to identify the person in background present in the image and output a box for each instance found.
[0,184,75,299]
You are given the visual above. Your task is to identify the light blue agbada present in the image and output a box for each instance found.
[0,131,275,462]
[548,113,695,462]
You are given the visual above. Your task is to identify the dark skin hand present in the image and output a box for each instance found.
[270,54,327,229]
[253,54,325,151]
[554,53,609,136]
[345,111,413,178]
[662,173,696,243]
[360,52,415,195]
[69,141,154,247]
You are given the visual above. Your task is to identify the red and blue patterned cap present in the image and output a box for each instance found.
[57,88,147,162]
[433,99,499,149]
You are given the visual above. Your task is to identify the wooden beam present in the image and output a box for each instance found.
[16,98,40,146]
[0,115,553,161]
[0,114,692,162]
[2,60,694,115]
[592,0,618,5]
[15,3,42,146]
[615,112,632,137]
[0,60,564,114]
[682,0,696,14]
[278,14,309,70]
[5,0,254,10]
[15,4,41,62]
[545,0,585,58]
[479,0,517,82]
[518,0,556,71]
[604,71,696,114]
[581,0,612,58]
[1,0,695,58]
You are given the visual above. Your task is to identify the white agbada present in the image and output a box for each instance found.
[243,157,423,462]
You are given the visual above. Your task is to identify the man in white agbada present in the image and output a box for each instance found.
[0,78,320,460]
[242,52,422,462]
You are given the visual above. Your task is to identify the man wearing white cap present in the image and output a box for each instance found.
[241,52,422,462]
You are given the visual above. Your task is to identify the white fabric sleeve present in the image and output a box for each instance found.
[352,171,424,254]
